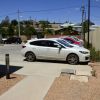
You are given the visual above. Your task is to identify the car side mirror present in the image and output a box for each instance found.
[57,45,62,49]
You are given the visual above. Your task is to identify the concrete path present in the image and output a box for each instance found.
[0,75,54,100]
[0,61,92,100]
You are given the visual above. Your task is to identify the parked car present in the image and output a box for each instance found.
[21,38,90,64]
[2,38,7,43]
[61,38,83,48]
[70,36,84,45]
[60,36,83,46]
[4,37,22,44]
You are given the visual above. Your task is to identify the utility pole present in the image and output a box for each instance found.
[87,0,90,48]
[84,10,86,43]
[18,9,20,37]
[81,0,85,40]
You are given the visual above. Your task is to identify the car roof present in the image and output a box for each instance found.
[27,38,59,42]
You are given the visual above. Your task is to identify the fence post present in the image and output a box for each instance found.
[5,54,10,79]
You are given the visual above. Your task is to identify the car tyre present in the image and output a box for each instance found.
[67,53,79,65]
[25,52,36,62]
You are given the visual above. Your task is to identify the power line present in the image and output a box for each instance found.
[0,5,100,18]
[0,6,80,18]
[21,6,80,13]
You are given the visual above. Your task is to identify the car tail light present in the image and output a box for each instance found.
[22,45,26,48]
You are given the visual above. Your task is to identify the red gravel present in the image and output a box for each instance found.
[0,74,25,95]
[44,63,100,100]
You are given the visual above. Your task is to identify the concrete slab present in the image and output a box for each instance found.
[0,75,54,100]
[70,75,88,82]
[75,70,92,76]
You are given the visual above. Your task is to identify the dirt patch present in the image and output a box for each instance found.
[0,74,25,95]
[44,63,100,100]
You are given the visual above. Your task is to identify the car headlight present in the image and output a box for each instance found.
[79,51,89,54]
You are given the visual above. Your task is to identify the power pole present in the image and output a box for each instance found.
[84,10,86,43]
[87,0,90,48]
[18,9,20,37]
[81,0,85,40]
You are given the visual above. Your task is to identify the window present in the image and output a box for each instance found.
[30,40,62,48]
[57,39,73,48]
[30,40,48,46]
[47,41,60,48]
[64,38,74,44]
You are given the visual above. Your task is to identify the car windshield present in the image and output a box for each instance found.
[57,39,73,48]
[71,36,79,41]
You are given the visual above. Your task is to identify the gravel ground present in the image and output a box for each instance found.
[44,63,100,100]
[0,74,25,95]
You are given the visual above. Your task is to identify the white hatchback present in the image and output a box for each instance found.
[21,38,90,64]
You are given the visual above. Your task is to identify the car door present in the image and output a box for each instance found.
[30,40,49,59]
[45,40,67,60]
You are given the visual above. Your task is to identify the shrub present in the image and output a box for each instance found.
[90,47,100,62]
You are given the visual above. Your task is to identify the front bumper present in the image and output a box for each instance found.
[79,54,90,62]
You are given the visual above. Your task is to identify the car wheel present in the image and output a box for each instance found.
[67,53,79,65]
[25,52,36,62]
[4,41,7,44]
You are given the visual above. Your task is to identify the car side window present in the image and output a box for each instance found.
[30,41,40,46]
[47,41,62,48]
[30,40,48,46]
[30,40,64,48]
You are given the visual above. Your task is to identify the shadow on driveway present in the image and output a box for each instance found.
[0,65,23,78]
[24,59,89,65]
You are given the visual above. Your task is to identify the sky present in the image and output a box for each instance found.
[0,0,100,25]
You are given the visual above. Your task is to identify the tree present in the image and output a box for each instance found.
[0,27,7,37]
[7,25,15,36]
[63,26,74,35]
[82,20,95,33]
[39,20,50,30]
[11,19,18,26]
[44,29,53,35]
[1,16,10,27]
[22,20,33,27]
[39,20,51,37]
[24,26,36,36]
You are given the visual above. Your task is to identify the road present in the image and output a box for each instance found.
[0,44,23,62]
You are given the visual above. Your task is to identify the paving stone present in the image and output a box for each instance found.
[70,75,88,82]
[75,70,92,76]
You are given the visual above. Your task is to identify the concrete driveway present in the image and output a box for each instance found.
[0,44,92,100]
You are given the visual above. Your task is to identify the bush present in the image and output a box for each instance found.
[84,42,100,62]
[90,47,100,62]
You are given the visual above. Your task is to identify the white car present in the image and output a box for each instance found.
[21,38,90,64]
